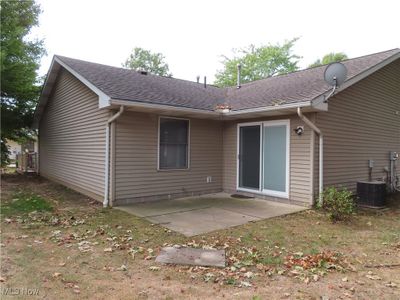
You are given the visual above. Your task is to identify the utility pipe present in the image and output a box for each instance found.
[237,64,242,89]
[103,105,125,207]
[297,107,324,204]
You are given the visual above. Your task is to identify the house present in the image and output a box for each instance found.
[6,138,38,160]
[7,140,22,161]
[33,49,400,207]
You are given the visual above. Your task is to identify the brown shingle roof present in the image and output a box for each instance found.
[225,48,400,110]
[56,56,225,111]
[56,48,399,112]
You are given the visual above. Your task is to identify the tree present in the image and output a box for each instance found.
[214,38,301,87]
[1,0,45,166]
[309,52,348,68]
[123,47,172,76]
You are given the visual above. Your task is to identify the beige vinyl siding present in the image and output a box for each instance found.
[222,114,315,205]
[39,68,109,200]
[114,111,223,203]
[316,58,400,191]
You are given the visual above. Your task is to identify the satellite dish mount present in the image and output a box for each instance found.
[323,62,347,103]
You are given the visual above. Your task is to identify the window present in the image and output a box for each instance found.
[159,117,189,169]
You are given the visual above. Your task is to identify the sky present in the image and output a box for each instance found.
[32,0,400,83]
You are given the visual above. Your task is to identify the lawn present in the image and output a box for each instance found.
[1,173,399,299]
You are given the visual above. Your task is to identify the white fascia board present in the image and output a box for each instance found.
[311,51,400,105]
[227,101,312,116]
[53,57,111,108]
[110,99,220,116]
[311,96,328,111]
[32,58,58,128]
[111,99,316,118]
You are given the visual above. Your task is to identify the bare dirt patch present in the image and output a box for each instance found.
[1,173,399,299]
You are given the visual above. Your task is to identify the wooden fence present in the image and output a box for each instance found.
[16,152,38,173]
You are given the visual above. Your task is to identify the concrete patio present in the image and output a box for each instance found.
[115,193,307,236]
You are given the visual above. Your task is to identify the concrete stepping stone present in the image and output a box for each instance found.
[156,246,225,267]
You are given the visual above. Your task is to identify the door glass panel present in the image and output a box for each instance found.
[239,125,260,189]
[263,125,287,192]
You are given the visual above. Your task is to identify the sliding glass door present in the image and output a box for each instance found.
[238,120,289,198]
[238,125,261,190]
[262,122,289,197]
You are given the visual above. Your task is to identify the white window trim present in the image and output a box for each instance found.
[157,116,190,171]
[236,119,290,199]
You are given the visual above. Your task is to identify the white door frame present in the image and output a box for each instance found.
[236,119,290,199]
[236,122,263,193]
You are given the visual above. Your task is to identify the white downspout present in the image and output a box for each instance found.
[103,105,125,207]
[297,107,324,204]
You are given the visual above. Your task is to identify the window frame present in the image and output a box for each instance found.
[157,116,190,171]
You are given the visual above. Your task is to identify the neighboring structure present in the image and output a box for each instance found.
[6,139,38,160]
[6,138,39,172]
[33,49,400,207]
[7,140,22,160]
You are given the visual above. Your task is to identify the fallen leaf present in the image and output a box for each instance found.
[59,262,66,267]
[283,293,291,298]
[366,274,381,280]
[78,241,93,252]
[52,272,62,278]
[104,248,113,252]
[343,292,352,298]
[117,264,127,271]
[239,281,252,288]
[385,282,397,288]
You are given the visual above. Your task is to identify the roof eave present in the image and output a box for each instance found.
[227,101,312,116]
[32,56,112,129]
[311,51,400,105]
[110,99,320,120]
[110,99,221,119]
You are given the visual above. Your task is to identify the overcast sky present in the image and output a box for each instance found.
[32,0,400,83]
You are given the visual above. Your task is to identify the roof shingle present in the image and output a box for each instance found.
[55,48,399,112]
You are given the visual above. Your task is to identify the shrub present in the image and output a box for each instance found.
[317,187,355,222]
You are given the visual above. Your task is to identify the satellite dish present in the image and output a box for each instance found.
[324,62,347,87]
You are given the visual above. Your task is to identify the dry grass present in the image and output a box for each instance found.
[1,173,399,299]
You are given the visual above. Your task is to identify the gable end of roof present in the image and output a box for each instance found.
[32,56,112,128]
